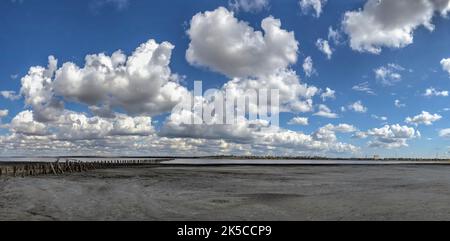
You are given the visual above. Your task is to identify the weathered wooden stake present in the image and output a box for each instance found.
[50,163,57,175]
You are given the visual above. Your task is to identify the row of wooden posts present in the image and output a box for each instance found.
[0,159,168,178]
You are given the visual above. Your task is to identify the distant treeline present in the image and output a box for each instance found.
[187,156,450,161]
[22,155,450,161]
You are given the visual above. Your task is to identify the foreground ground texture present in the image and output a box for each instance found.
[1,165,450,220]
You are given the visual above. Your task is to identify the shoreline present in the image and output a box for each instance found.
[1,156,450,162]
[2,159,450,167]
[0,154,449,161]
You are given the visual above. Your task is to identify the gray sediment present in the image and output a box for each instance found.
[1,164,450,220]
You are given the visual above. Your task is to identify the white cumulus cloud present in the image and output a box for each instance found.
[374,63,404,86]
[0,109,8,118]
[186,7,319,114]
[439,128,450,138]
[224,69,318,113]
[20,56,63,122]
[320,87,335,101]
[9,110,49,136]
[343,0,450,54]
[1,90,20,101]
[302,56,315,77]
[186,7,298,78]
[366,124,420,149]
[229,0,269,12]
[348,101,367,113]
[313,104,338,118]
[441,58,450,76]
[424,87,449,97]
[328,26,342,45]
[316,38,333,59]
[50,39,189,117]
[299,0,327,18]
[288,117,309,126]
[405,111,442,126]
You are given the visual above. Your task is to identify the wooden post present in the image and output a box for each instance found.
[57,162,64,174]
[0,158,164,178]
[50,163,57,175]
[43,164,47,175]
[68,162,73,172]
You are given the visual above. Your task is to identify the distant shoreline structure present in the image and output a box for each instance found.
[0,155,449,162]
[1,157,450,178]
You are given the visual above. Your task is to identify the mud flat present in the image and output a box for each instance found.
[1,164,450,220]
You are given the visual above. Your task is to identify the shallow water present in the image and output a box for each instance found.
[1,157,449,165]
[1,164,450,220]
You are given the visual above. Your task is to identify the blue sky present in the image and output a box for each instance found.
[1,0,450,157]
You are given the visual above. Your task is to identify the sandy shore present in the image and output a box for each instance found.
[1,165,450,220]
